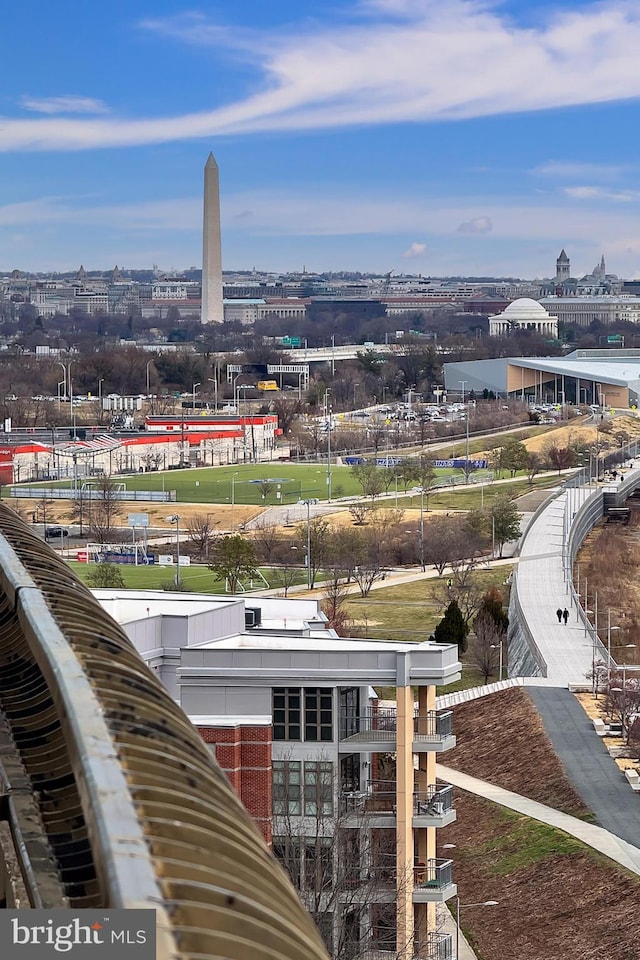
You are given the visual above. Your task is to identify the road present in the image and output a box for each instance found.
[526,686,640,847]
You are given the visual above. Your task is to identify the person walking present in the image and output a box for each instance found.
[556,608,563,623]
[562,608,569,625]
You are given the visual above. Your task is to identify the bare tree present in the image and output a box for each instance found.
[272,755,416,960]
[467,613,507,683]
[349,503,371,526]
[252,516,281,562]
[352,528,388,597]
[186,512,218,560]
[602,671,640,742]
[88,477,122,545]
[422,515,469,576]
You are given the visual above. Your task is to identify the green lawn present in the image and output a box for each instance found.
[69,560,307,593]
[345,566,513,693]
[19,462,458,506]
[393,475,559,511]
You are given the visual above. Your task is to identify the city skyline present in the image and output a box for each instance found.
[3,1,640,277]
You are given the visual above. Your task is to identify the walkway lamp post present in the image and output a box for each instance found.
[231,472,239,532]
[455,898,498,960]
[207,377,218,412]
[301,499,313,589]
[491,640,504,682]
[167,514,181,588]
[607,609,621,687]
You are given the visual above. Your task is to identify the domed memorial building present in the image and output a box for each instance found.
[488,298,559,338]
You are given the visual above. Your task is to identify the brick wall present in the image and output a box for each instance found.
[198,724,273,844]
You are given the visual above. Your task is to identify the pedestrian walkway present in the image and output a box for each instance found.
[437,763,640,875]
[516,484,595,685]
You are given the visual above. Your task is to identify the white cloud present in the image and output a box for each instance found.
[457,216,492,234]
[564,185,640,202]
[19,95,110,115]
[402,242,427,258]
[1,2,640,149]
[532,161,626,181]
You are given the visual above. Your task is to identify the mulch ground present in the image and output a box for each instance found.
[437,687,640,959]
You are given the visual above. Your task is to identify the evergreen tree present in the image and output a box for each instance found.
[433,599,468,651]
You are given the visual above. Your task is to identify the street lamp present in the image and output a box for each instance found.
[418,486,425,571]
[146,359,153,395]
[301,499,313,589]
[353,382,360,409]
[192,382,200,409]
[208,377,218,412]
[459,380,467,404]
[491,640,504,681]
[607,608,621,686]
[167,514,181,587]
[455,898,498,960]
[231,472,240,532]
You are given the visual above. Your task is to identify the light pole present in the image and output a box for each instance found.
[301,499,312,589]
[231,472,239,532]
[208,377,218,412]
[607,608,621,686]
[325,389,332,502]
[419,486,425,571]
[192,382,200,409]
[491,640,504,681]
[167,514,181,587]
[98,378,104,403]
[353,382,360,410]
[455,898,498,960]
[146,359,153,395]
[459,380,467,404]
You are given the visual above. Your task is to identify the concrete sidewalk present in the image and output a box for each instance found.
[437,763,640,875]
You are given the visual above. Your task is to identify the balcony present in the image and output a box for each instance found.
[340,780,456,828]
[339,707,456,753]
[339,858,456,905]
[415,933,454,960]
[413,858,456,903]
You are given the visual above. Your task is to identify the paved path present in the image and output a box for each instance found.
[437,762,640,875]
[526,685,640,847]
[516,483,596,684]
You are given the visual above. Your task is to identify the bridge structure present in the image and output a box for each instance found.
[508,439,640,685]
[0,505,327,960]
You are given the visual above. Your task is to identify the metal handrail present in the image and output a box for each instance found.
[0,506,328,960]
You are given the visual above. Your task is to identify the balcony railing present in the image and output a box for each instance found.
[414,858,453,890]
[415,933,454,960]
[340,780,454,818]
[340,707,453,743]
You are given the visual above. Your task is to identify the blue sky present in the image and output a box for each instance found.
[3,0,640,278]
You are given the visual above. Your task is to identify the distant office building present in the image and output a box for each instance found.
[539,296,640,327]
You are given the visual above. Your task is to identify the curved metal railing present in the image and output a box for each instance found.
[0,505,327,960]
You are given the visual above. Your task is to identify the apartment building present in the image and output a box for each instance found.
[97,590,461,960]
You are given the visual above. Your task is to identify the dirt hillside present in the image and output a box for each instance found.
[438,687,640,959]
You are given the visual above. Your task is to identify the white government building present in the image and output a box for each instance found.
[488,298,559,338]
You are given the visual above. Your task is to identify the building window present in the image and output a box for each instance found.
[304,838,333,891]
[273,688,302,740]
[304,761,334,817]
[304,688,333,742]
[273,687,333,742]
[273,760,302,816]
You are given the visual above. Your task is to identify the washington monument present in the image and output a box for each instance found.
[201,152,223,323]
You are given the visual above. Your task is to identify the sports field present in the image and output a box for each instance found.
[24,461,464,505]
[69,560,307,592]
